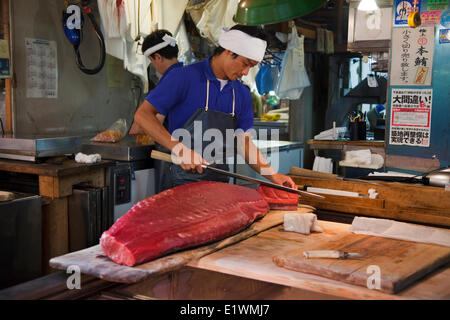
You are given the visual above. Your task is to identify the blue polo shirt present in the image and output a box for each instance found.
[145,57,254,134]
[159,62,183,83]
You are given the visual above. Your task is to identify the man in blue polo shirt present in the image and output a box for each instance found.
[130,29,183,135]
[134,25,296,192]
[129,29,184,193]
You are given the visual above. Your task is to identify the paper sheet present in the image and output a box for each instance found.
[350,216,450,247]
[389,88,433,147]
[0,39,11,78]
[390,26,434,86]
[25,38,58,98]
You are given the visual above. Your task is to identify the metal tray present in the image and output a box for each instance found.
[81,136,154,161]
[0,135,82,161]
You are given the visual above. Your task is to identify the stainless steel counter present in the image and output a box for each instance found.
[0,135,81,161]
[81,136,154,162]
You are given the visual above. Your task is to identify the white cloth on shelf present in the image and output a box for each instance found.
[344,149,372,166]
[314,126,347,140]
[313,156,333,174]
[339,149,384,169]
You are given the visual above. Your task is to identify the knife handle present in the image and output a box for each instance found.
[303,250,340,259]
[151,150,175,163]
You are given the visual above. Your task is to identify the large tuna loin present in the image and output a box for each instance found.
[100,181,269,266]
[257,185,299,210]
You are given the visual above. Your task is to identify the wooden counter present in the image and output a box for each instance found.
[109,219,449,300]
[2,214,449,300]
[289,175,450,227]
[307,139,385,159]
[186,221,450,300]
[307,139,385,148]
[0,158,112,275]
[306,139,441,173]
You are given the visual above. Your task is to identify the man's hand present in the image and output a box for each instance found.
[130,113,165,136]
[172,143,209,174]
[268,173,298,190]
[129,122,145,135]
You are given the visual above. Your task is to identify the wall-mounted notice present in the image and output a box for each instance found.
[420,11,441,25]
[439,29,450,43]
[394,0,420,25]
[389,88,432,147]
[25,38,58,98]
[0,39,10,78]
[390,26,434,86]
[441,10,450,27]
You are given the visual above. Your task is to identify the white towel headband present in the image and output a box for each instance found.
[143,34,177,58]
[218,28,267,62]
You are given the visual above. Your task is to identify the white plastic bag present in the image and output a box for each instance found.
[276,26,311,100]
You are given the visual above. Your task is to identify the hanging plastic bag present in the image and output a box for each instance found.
[255,64,274,95]
[276,26,311,100]
[91,119,128,143]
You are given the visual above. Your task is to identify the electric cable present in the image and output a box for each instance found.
[73,1,106,75]
[0,118,5,137]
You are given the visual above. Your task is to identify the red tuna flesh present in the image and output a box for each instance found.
[100,181,269,266]
[257,185,299,210]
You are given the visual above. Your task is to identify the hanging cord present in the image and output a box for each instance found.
[0,118,5,137]
[74,0,106,75]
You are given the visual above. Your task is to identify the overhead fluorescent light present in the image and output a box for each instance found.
[358,0,379,11]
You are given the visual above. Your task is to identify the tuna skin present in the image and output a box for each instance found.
[101,181,269,266]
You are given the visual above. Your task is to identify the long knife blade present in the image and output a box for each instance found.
[200,165,325,199]
[150,150,325,199]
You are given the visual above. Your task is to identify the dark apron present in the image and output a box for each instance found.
[159,80,238,192]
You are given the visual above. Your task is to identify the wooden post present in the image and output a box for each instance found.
[1,0,12,135]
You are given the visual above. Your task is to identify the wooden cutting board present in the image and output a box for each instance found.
[273,232,450,294]
[50,209,312,283]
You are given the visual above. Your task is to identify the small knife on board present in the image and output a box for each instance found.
[303,250,365,259]
[151,150,325,200]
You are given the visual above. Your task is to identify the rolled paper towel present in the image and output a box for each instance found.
[344,149,372,166]
[75,152,102,164]
[284,213,323,235]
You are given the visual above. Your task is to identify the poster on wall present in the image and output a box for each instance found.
[25,38,58,99]
[389,88,432,147]
[394,0,420,25]
[420,10,442,26]
[390,26,434,86]
[0,39,10,78]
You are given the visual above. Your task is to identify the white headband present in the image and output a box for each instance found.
[218,28,267,62]
[143,34,177,58]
